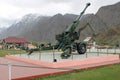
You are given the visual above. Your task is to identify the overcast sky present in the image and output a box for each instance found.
[0,0,120,28]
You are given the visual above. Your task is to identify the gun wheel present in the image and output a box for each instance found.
[77,43,86,54]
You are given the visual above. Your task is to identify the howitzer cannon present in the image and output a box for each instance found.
[56,3,92,59]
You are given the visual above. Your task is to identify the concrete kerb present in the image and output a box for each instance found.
[5,55,120,68]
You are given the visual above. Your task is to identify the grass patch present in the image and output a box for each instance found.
[35,64,120,80]
[0,49,55,57]
[0,49,26,57]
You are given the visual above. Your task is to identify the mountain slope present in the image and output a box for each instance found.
[96,25,120,45]
[96,2,120,28]
[0,14,77,42]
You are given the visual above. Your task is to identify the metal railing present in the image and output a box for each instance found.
[8,47,120,63]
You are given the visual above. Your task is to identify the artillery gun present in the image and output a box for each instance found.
[56,3,93,59]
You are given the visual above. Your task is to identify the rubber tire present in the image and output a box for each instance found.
[77,43,86,54]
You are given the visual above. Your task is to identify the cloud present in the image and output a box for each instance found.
[43,0,71,3]
[0,0,73,27]
[0,17,15,27]
[1,0,43,8]
[0,0,119,28]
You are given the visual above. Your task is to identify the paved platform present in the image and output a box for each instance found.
[0,53,119,80]
[11,51,114,62]
[6,55,119,68]
[0,57,68,80]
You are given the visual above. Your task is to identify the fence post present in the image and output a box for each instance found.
[107,48,108,56]
[119,54,120,59]
[39,47,41,60]
[97,48,99,56]
[27,54,30,59]
[71,53,73,60]
[53,46,57,62]
[20,52,21,57]
[86,51,88,58]
[89,48,91,53]
[8,63,12,80]
[114,46,116,54]
[71,45,73,60]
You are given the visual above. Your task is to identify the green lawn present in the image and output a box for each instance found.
[0,49,26,57]
[35,64,120,80]
[0,49,53,57]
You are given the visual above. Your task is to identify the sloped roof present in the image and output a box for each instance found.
[84,37,95,42]
[4,37,29,44]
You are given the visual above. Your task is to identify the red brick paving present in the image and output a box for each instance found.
[0,56,120,80]
[0,57,69,80]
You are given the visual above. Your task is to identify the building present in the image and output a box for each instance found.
[83,37,96,49]
[2,37,29,49]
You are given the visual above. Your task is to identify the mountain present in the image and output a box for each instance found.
[0,14,51,39]
[18,14,78,42]
[77,2,120,40]
[96,2,120,28]
[73,2,120,42]
[0,2,120,43]
[77,13,108,40]
[0,14,77,42]
[96,25,120,45]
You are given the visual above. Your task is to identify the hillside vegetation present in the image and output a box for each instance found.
[96,25,120,45]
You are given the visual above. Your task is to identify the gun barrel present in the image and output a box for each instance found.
[76,3,91,22]
[65,3,91,32]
